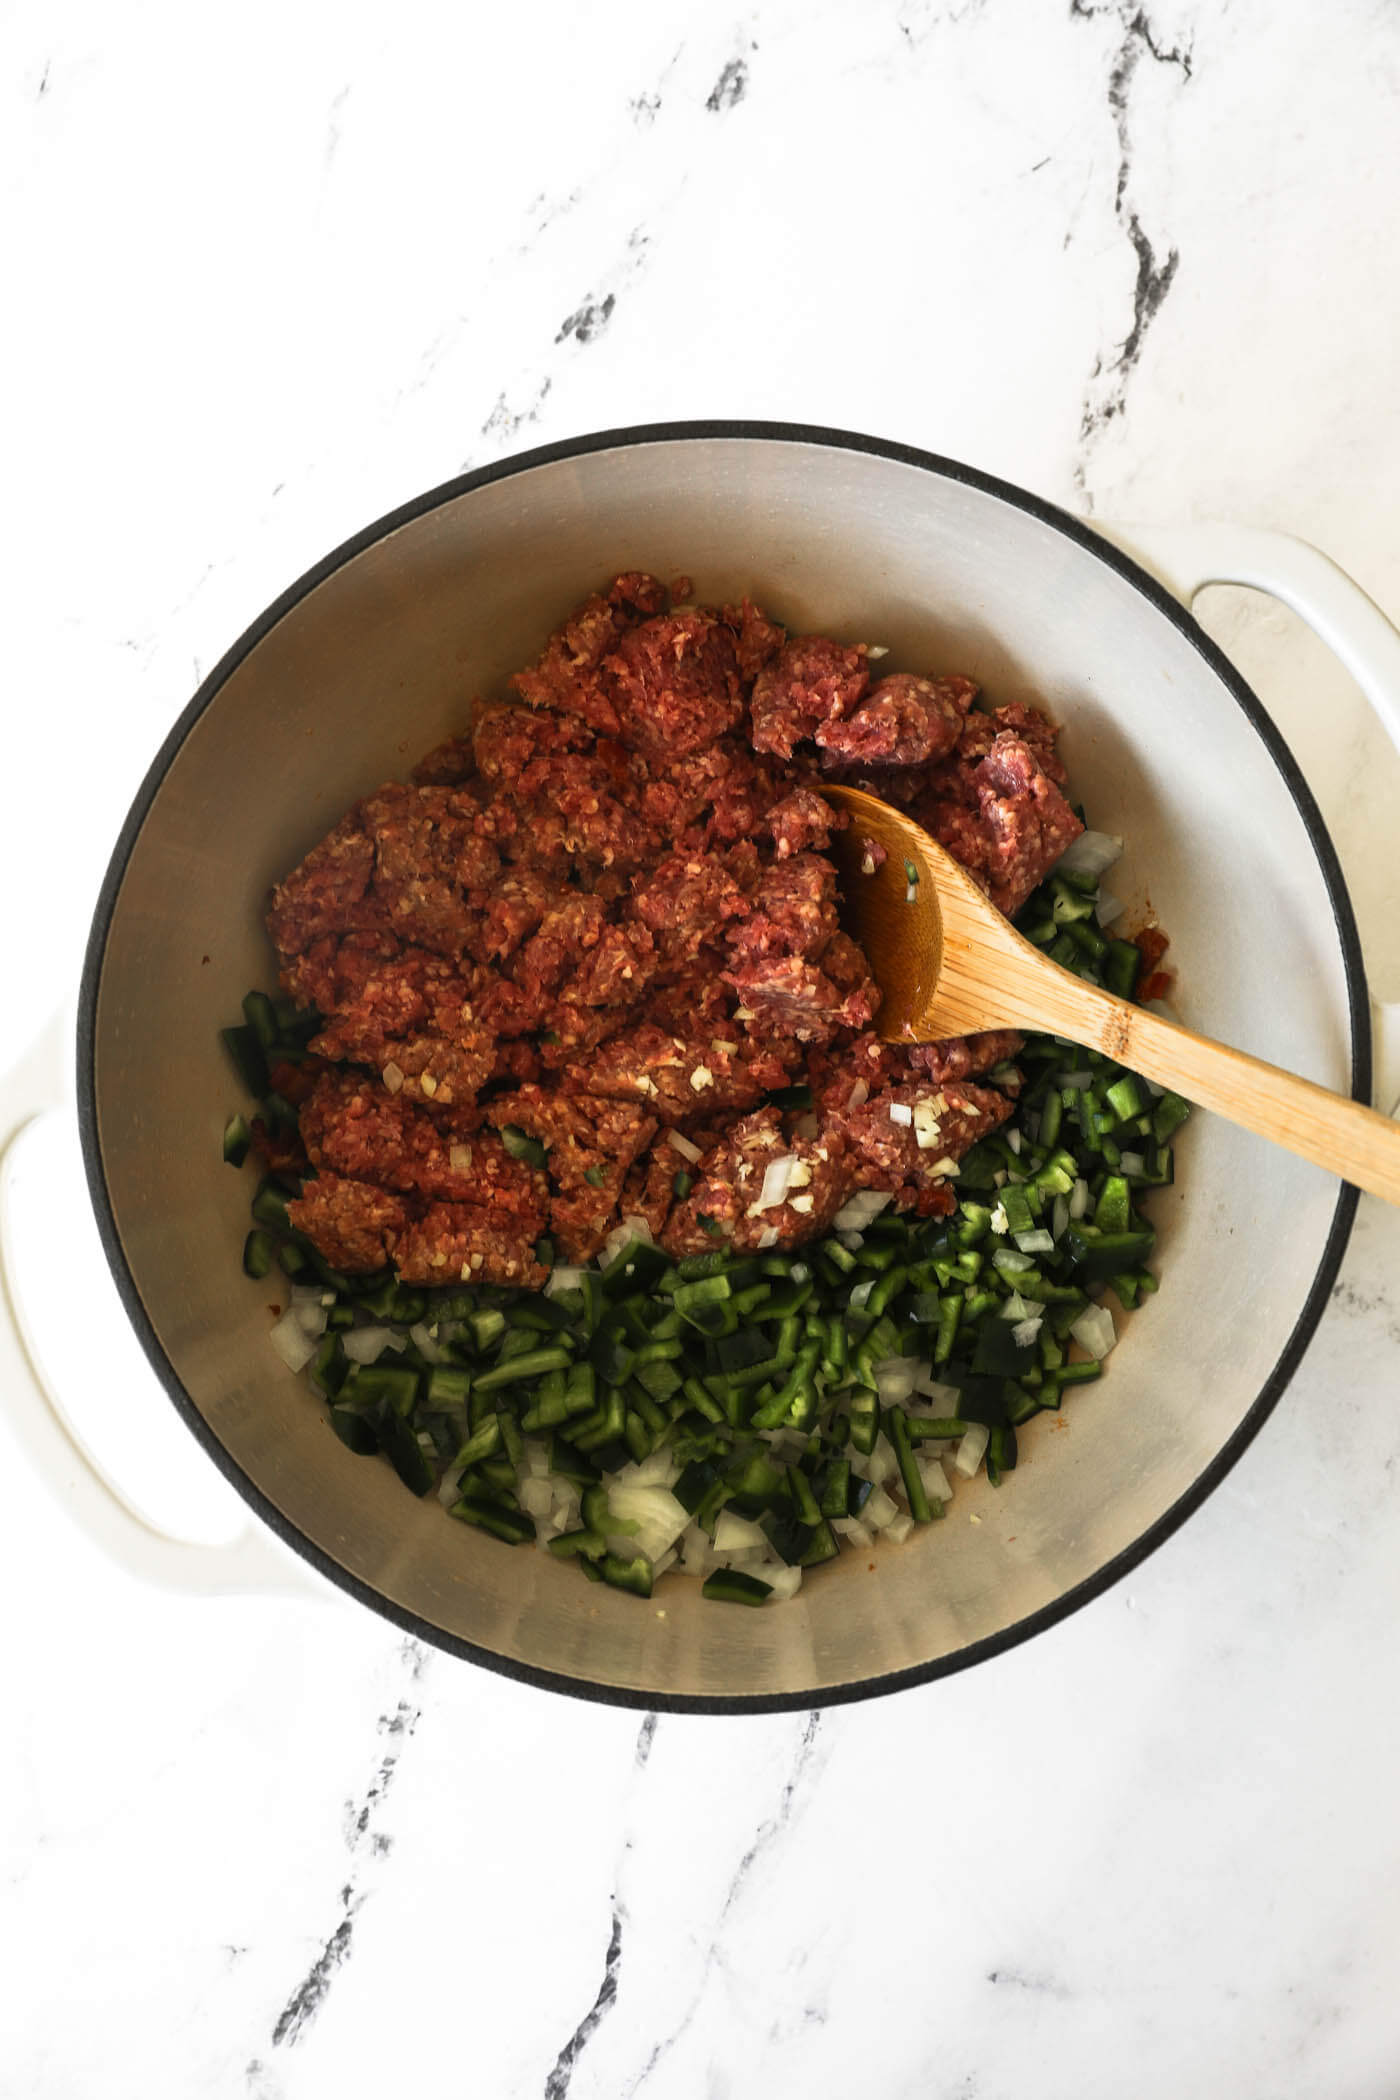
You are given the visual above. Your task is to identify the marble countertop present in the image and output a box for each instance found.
[4,2,1400,2094]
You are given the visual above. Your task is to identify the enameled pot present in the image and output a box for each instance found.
[10,424,1400,1710]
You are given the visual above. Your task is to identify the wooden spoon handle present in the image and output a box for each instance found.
[1034,978,1400,1206]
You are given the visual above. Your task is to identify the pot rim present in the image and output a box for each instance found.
[76,419,1370,1713]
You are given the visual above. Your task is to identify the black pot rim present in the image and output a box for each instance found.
[76,419,1369,1715]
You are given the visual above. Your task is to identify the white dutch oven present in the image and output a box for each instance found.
[3,425,1399,1710]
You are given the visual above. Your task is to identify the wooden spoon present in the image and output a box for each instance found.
[822,783,1400,1208]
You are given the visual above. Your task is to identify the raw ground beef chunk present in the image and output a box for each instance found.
[266,572,1075,1274]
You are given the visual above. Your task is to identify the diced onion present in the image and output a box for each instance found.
[989,1203,1009,1234]
[832,1188,892,1231]
[753,1152,800,1214]
[1070,1304,1118,1359]
[1014,1228,1055,1254]
[757,1225,780,1249]
[1052,1195,1070,1240]
[545,1265,585,1296]
[918,1454,950,1505]
[1119,1151,1146,1176]
[518,1477,554,1517]
[1056,1070,1094,1091]
[889,1102,913,1127]
[600,1219,651,1267]
[290,1282,327,1305]
[1069,1178,1090,1221]
[382,1060,404,1094]
[714,1512,767,1554]
[833,1516,873,1548]
[864,1484,900,1529]
[848,1278,875,1313]
[884,1510,915,1546]
[1095,891,1125,928]
[268,1307,318,1373]
[607,1485,690,1563]
[1056,829,1123,879]
[1006,1128,1022,1155]
[762,1565,803,1602]
[1012,1315,1043,1348]
[448,1142,473,1172]
[837,1229,864,1252]
[437,1464,466,1508]
[865,1437,898,1489]
[293,1299,328,1339]
[409,1321,448,1364]
[620,1450,682,1491]
[912,1372,962,1409]
[341,1325,395,1364]
[680,1525,712,1578]
[846,1078,869,1109]
[666,1129,703,1164]
[865,643,890,659]
[954,1422,990,1477]
[874,1358,919,1404]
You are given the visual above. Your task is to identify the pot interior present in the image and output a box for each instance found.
[85,434,1357,1704]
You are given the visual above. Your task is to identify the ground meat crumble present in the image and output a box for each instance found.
[265,575,1080,1279]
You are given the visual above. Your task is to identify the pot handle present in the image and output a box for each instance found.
[0,1015,326,1598]
[1100,522,1400,1117]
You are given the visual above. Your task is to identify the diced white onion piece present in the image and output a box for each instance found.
[832,1188,892,1231]
[912,1372,962,1409]
[846,1078,869,1109]
[954,1422,991,1477]
[1056,829,1123,879]
[993,1169,1008,1187]
[609,1486,691,1563]
[864,1485,900,1529]
[1095,890,1125,928]
[874,1358,919,1404]
[1056,1070,1094,1091]
[341,1325,394,1364]
[763,1565,803,1602]
[1014,1228,1055,1255]
[437,1464,465,1508]
[1052,1195,1070,1240]
[837,1229,864,1252]
[619,1450,681,1491]
[757,1225,780,1249]
[448,1141,473,1172]
[918,1455,950,1504]
[518,1477,555,1518]
[409,1321,448,1364]
[865,1438,898,1489]
[905,882,917,903]
[382,1060,404,1094]
[865,643,890,659]
[269,1307,318,1373]
[293,1300,328,1339]
[889,1102,913,1127]
[522,1439,551,1478]
[884,1510,915,1546]
[545,1265,585,1296]
[666,1128,703,1164]
[1119,1151,1146,1176]
[600,1219,652,1267]
[1070,1304,1118,1359]
[848,1278,875,1313]
[753,1153,800,1214]
[714,1512,768,1555]
[680,1525,712,1577]
[1069,1178,1090,1221]
[1012,1315,1043,1348]
[833,1516,873,1548]
[989,1204,1009,1234]
[1006,1127,1022,1155]
[790,1262,810,1284]
[290,1282,327,1305]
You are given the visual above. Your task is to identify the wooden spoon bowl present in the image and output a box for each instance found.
[824,783,1400,1208]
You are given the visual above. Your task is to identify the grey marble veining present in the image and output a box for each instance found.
[3,1,1400,2095]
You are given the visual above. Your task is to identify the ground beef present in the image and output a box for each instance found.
[825,1078,1013,1215]
[750,637,870,759]
[603,609,745,760]
[269,575,1077,1278]
[814,673,977,768]
[395,1204,546,1289]
[662,1109,851,1257]
[287,1174,416,1273]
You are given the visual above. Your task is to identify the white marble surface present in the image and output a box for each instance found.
[4,2,1400,2094]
